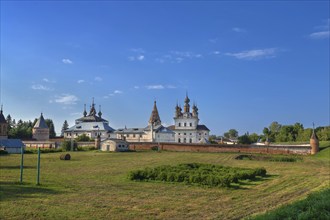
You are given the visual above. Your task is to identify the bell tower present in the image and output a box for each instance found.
[0,105,8,139]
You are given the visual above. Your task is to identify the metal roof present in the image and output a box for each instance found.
[66,121,115,132]
[33,113,49,129]
[0,139,25,148]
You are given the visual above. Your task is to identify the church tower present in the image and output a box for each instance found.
[0,105,8,139]
[148,101,161,127]
[310,124,319,155]
[32,113,50,141]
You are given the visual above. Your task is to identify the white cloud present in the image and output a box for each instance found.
[225,48,277,60]
[42,78,56,83]
[128,55,145,61]
[62,59,73,64]
[31,84,52,91]
[146,85,165,90]
[94,77,103,82]
[309,31,329,39]
[134,86,140,89]
[232,27,246,33]
[54,94,78,105]
[77,79,85,84]
[114,90,123,94]
[309,19,329,40]
[166,85,177,89]
[213,51,221,55]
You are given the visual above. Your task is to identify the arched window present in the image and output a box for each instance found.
[178,138,181,143]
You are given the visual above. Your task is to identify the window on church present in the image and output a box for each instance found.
[127,134,130,137]
[184,138,186,143]
[140,134,142,138]
[184,133,186,135]
[190,123,192,127]
[178,138,181,143]
[184,123,186,127]
[190,133,192,135]
[189,139,192,143]
[133,134,136,138]
[178,123,181,127]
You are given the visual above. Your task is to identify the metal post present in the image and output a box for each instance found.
[36,147,41,185]
[20,145,24,184]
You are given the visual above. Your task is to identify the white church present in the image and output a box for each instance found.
[64,95,210,144]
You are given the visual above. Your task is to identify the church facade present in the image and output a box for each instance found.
[115,101,175,143]
[64,100,116,140]
[168,94,210,144]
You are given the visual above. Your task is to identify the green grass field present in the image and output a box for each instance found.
[1,145,329,219]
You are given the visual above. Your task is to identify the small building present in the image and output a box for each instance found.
[0,139,25,154]
[32,113,50,141]
[100,138,129,152]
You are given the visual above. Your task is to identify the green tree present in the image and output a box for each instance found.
[75,134,91,142]
[224,129,238,139]
[238,133,251,144]
[45,119,56,138]
[61,120,69,137]
[316,126,330,141]
[249,133,260,143]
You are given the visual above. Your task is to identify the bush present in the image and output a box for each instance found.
[0,149,8,155]
[61,140,77,151]
[128,163,267,188]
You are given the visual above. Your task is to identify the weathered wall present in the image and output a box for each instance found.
[129,142,311,155]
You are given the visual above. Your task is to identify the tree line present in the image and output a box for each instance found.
[5,114,56,139]
[210,122,330,144]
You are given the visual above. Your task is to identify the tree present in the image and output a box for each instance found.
[238,133,251,144]
[224,129,238,139]
[6,114,12,131]
[61,120,69,137]
[317,126,330,141]
[45,119,56,138]
[75,134,91,142]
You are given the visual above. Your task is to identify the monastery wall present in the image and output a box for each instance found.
[129,142,311,155]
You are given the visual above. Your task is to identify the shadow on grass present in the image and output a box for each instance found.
[0,181,61,201]
[0,165,35,169]
[230,174,278,190]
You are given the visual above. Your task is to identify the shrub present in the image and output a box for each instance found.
[128,163,267,188]
[61,140,77,151]
[0,149,8,155]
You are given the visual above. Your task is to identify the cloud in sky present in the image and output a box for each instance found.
[146,85,165,90]
[104,90,123,98]
[225,48,278,60]
[309,19,329,39]
[31,84,52,91]
[94,76,103,82]
[114,90,123,94]
[232,27,246,33]
[213,51,221,55]
[309,31,329,39]
[146,84,177,90]
[54,94,78,105]
[77,79,85,84]
[156,51,202,64]
[42,78,56,83]
[128,55,145,61]
[134,86,140,89]
[62,58,73,64]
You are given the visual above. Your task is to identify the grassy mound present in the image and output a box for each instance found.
[129,163,267,187]
[250,188,330,220]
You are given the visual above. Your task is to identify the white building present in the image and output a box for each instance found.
[64,100,116,140]
[168,94,210,143]
[100,138,129,152]
[115,101,175,143]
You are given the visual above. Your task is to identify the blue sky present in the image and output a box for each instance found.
[1,1,329,136]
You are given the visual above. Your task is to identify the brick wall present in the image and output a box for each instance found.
[129,142,311,155]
